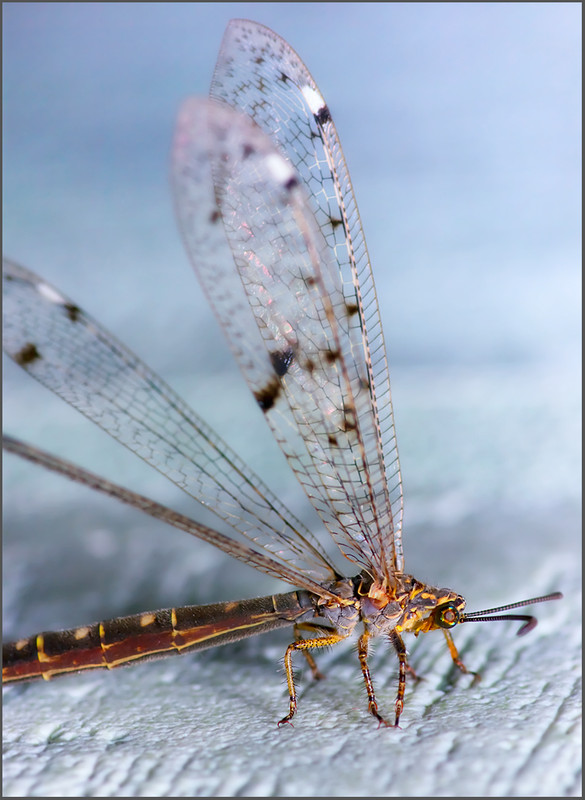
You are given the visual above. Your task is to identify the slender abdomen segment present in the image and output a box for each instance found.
[2,591,313,683]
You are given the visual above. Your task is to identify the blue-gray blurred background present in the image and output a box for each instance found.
[3,2,580,630]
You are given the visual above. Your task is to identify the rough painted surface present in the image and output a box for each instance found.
[2,563,580,797]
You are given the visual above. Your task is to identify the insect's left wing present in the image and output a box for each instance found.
[172,79,402,590]
[2,258,338,591]
[2,435,339,600]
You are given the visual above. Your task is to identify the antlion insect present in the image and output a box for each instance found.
[3,19,561,728]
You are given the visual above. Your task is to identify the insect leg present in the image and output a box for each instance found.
[358,632,393,727]
[278,632,345,727]
[405,662,424,682]
[387,629,411,727]
[443,630,481,684]
[293,622,335,680]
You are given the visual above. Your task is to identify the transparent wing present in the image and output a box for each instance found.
[172,86,402,588]
[214,20,403,578]
[3,435,342,601]
[172,20,403,584]
[2,258,338,586]
[216,21,404,577]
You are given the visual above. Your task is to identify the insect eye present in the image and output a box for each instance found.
[435,602,460,629]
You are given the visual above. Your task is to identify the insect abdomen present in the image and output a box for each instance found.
[2,592,313,683]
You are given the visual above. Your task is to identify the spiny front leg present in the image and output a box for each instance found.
[358,632,393,727]
[443,630,481,685]
[278,631,345,727]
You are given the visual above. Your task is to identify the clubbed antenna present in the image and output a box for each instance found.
[461,592,563,635]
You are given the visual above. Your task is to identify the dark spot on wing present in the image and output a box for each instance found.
[314,105,332,126]
[254,378,281,412]
[242,143,255,159]
[279,72,289,84]
[305,276,317,288]
[270,347,295,377]
[64,302,81,322]
[254,56,264,65]
[305,357,315,374]
[327,433,338,446]
[14,342,41,366]
[209,209,221,224]
[329,217,343,229]
[324,349,341,364]
[284,175,299,191]
[341,410,357,432]
[346,302,359,317]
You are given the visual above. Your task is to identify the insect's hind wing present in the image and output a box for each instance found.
[2,257,337,583]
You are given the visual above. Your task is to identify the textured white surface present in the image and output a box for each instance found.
[2,570,580,797]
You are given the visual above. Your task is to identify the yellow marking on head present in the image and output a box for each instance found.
[74,627,90,640]
[140,613,156,627]
[436,594,457,606]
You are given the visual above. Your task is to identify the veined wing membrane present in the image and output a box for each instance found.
[172,95,398,587]
[2,258,337,585]
[210,20,404,578]
[3,435,341,600]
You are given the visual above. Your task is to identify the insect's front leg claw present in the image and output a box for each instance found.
[454,656,481,685]
[469,670,482,686]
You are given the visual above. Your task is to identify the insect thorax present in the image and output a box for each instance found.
[318,573,466,639]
